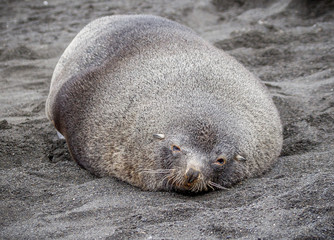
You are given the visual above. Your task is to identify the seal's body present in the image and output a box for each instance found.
[46,15,282,192]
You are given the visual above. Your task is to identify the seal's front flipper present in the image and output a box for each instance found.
[57,131,65,139]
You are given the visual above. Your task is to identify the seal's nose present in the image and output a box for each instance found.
[185,168,200,184]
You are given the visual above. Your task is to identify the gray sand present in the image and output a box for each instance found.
[1,0,333,239]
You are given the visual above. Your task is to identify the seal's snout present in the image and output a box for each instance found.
[185,168,200,184]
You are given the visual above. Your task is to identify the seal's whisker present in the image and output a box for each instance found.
[201,181,207,192]
[202,181,207,192]
[140,169,171,174]
[207,182,215,191]
[167,173,177,187]
[166,174,173,182]
[142,168,172,172]
[161,174,170,183]
[197,181,203,192]
[208,181,228,190]
[177,174,184,186]
[157,169,178,190]
[198,182,202,192]
[193,183,200,192]
[205,182,210,191]
[171,175,179,186]
[189,179,204,192]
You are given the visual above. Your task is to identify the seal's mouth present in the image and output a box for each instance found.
[163,169,228,193]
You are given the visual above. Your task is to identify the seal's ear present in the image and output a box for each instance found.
[234,154,246,162]
[153,134,165,140]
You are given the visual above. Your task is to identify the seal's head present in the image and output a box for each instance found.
[151,119,248,193]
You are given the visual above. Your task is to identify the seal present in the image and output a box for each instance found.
[46,15,283,192]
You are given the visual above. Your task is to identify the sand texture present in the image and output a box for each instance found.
[1,0,333,239]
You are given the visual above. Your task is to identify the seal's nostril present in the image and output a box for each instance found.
[186,168,200,183]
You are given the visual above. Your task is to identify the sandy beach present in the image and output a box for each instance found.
[1,0,333,239]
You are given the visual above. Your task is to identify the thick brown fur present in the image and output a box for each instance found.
[46,15,283,192]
